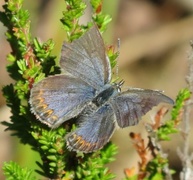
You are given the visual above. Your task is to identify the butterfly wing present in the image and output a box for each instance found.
[66,104,116,153]
[30,75,95,128]
[110,88,174,128]
[60,26,111,90]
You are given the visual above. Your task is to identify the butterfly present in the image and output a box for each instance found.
[29,25,174,153]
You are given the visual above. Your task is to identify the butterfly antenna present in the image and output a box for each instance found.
[116,38,121,79]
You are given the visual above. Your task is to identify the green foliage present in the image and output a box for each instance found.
[1,0,59,148]
[171,88,191,120]
[157,88,191,141]
[60,0,87,41]
[76,143,117,180]
[106,46,119,69]
[145,155,169,180]
[32,126,70,179]
[90,0,112,32]
[60,0,112,41]
[3,161,36,180]
[1,0,117,179]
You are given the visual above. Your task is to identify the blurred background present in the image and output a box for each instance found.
[0,0,193,179]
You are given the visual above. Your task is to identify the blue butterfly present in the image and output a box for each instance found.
[30,26,173,153]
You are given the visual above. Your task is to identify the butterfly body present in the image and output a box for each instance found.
[92,82,120,106]
[30,26,173,153]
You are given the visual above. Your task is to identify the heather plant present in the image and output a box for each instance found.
[1,0,192,179]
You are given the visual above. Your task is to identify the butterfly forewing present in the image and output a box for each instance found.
[30,75,95,128]
[110,88,174,128]
[60,26,111,90]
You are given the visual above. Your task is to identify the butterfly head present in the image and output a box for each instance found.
[114,80,124,92]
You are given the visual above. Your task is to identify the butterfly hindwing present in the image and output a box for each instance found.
[110,88,174,128]
[66,104,116,153]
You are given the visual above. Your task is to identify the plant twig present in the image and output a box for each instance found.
[177,41,193,180]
